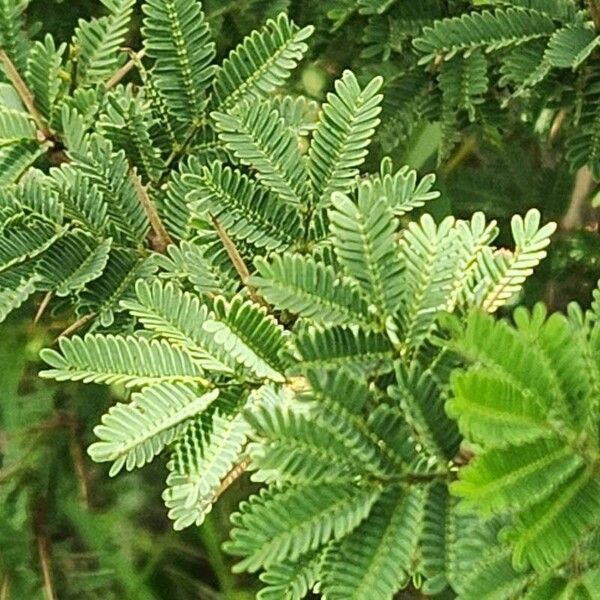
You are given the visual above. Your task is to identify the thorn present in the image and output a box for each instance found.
[210,214,269,308]
[0,50,54,141]
[34,292,53,324]
[53,313,94,343]
[131,170,172,253]
[105,48,146,90]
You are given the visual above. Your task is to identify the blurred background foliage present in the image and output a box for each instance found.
[2,1,600,598]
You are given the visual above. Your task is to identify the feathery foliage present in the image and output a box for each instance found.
[298,0,600,177]
[2,2,590,599]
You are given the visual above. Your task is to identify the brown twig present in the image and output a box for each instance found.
[0,50,53,140]
[36,530,56,600]
[105,49,146,90]
[212,458,251,504]
[53,313,94,342]
[211,214,251,282]
[589,0,600,32]
[549,108,568,142]
[37,536,55,600]
[210,214,267,307]
[131,171,172,253]
[34,292,53,324]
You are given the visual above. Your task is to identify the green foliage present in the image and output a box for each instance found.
[72,0,135,88]
[298,0,600,177]
[1,2,597,599]
[447,301,600,595]
[142,0,215,127]
[0,1,315,330]
[413,8,557,63]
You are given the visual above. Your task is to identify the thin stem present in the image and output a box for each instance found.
[36,533,56,600]
[441,134,477,177]
[163,121,204,174]
[0,50,53,140]
[210,214,266,307]
[34,292,53,324]
[206,0,249,20]
[197,513,236,597]
[54,313,94,342]
[131,170,173,253]
[213,458,251,502]
[105,49,146,90]
[372,469,452,486]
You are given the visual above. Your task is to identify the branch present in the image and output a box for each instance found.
[0,50,54,141]
[34,292,53,324]
[212,458,251,503]
[36,535,56,600]
[210,214,266,307]
[131,170,173,253]
[589,0,600,32]
[105,48,146,90]
[53,313,94,342]
[549,108,567,142]
[211,214,250,282]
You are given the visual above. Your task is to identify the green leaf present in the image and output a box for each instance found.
[448,370,550,446]
[356,159,440,217]
[294,325,394,375]
[39,334,206,387]
[72,0,136,87]
[452,438,583,516]
[0,263,39,323]
[252,254,373,326]
[142,0,216,127]
[25,34,66,122]
[89,384,219,476]
[475,210,556,312]
[545,24,600,69]
[320,486,426,600]
[414,7,556,64]
[329,191,403,318]
[210,13,313,113]
[187,161,302,249]
[0,0,29,72]
[257,551,321,600]
[97,88,165,183]
[212,101,308,205]
[35,230,111,296]
[164,392,251,529]
[77,248,157,327]
[0,217,63,274]
[225,482,380,573]
[308,71,383,205]
[0,108,36,144]
[204,295,287,382]
[121,279,236,374]
[504,469,600,571]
